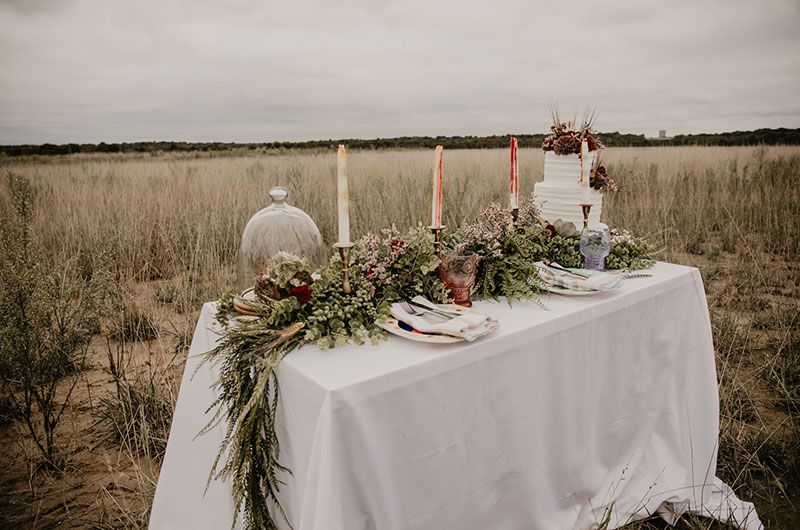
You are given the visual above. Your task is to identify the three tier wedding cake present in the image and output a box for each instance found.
[533,118,615,229]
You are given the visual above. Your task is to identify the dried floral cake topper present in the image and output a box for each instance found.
[542,104,617,192]
[542,104,605,155]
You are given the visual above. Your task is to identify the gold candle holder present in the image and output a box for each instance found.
[334,242,353,294]
[429,225,445,257]
[511,208,519,223]
[580,204,592,230]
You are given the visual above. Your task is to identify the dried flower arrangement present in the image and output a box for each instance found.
[542,105,605,155]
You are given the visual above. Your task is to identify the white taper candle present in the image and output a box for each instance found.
[337,145,350,246]
[580,139,589,187]
[580,139,592,205]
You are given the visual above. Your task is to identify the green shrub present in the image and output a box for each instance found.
[0,174,110,466]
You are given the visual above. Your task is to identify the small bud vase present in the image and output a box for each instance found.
[580,226,611,271]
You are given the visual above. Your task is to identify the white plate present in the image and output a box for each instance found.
[534,269,623,296]
[377,304,481,344]
[378,318,464,343]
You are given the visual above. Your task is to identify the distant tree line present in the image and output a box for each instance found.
[2,128,798,157]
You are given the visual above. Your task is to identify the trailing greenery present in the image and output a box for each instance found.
[197,321,305,530]
[201,198,656,530]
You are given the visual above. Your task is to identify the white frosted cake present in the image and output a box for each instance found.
[534,152,604,228]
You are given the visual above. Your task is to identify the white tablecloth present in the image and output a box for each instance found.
[150,263,762,530]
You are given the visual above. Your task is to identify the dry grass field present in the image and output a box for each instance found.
[0,145,798,529]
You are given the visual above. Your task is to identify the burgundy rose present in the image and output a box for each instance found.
[289,284,312,304]
[544,224,557,238]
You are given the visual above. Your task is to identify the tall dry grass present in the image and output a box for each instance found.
[2,146,797,274]
[1,145,798,528]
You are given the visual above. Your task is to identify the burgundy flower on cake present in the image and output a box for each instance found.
[541,113,604,155]
[590,165,618,193]
[552,132,581,156]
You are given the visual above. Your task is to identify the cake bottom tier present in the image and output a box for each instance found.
[534,182,604,228]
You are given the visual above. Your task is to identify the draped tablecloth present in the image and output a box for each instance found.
[149,263,762,530]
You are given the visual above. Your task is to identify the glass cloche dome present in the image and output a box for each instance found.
[237,186,324,289]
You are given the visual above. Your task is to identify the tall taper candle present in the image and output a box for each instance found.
[337,145,350,246]
[580,139,592,205]
[510,137,519,210]
[580,139,589,186]
[431,145,444,228]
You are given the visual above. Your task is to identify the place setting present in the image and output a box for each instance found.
[533,261,623,295]
[381,296,498,343]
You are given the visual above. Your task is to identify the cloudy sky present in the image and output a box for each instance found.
[1,0,798,144]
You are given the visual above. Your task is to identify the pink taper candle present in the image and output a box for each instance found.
[337,145,350,245]
[510,137,519,209]
[431,146,444,228]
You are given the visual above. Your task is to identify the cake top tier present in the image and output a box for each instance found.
[543,152,597,186]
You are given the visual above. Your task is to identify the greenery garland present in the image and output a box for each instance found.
[199,199,656,530]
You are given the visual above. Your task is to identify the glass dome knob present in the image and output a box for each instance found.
[269,187,288,205]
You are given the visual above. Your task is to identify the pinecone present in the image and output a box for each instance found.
[293,270,313,286]
[254,273,280,302]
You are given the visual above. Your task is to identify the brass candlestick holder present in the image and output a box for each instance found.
[580,204,592,229]
[334,242,353,294]
[512,208,519,223]
[429,225,445,257]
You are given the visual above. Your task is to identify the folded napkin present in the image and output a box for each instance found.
[534,262,622,292]
[389,303,498,342]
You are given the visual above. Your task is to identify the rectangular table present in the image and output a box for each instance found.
[150,263,761,530]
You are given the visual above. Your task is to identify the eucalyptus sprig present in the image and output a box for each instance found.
[304,258,387,349]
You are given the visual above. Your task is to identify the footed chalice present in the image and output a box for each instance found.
[440,251,478,307]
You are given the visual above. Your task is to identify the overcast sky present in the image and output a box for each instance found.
[1,0,798,144]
